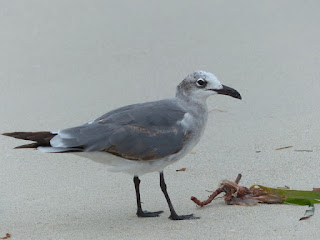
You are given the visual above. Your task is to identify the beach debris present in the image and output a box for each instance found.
[191,174,320,220]
[275,146,293,150]
[0,233,11,239]
[189,152,196,154]
[294,149,313,152]
[176,168,186,172]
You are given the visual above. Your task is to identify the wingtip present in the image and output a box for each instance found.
[2,132,18,137]
[2,132,23,138]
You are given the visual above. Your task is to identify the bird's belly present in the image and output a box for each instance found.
[73,151,177,176]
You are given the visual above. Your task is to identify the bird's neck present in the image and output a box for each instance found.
[176,91,208,117]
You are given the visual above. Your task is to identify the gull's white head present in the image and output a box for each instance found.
[176,70,241,101]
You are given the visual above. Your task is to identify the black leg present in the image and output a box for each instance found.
[133,176,163,217]
[159,171,199,220]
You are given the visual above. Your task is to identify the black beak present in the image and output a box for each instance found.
[214,85,242,100]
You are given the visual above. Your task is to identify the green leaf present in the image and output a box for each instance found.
[251,185,320,200]
[284,198,320,205]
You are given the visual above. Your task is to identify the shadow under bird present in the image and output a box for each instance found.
[3,71,241,220]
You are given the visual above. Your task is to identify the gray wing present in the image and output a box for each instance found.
[50,99,190,160]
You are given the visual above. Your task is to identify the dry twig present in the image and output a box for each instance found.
[176,168,186,172]
[191,174,243,206]
[191,173,285,206]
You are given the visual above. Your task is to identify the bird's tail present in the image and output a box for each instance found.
[2,131,56,149]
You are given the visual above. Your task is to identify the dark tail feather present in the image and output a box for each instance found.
[2,131,56,149]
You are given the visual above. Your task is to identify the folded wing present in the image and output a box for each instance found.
[45,99,190,161]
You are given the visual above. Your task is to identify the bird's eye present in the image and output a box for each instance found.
[196,78,206,87]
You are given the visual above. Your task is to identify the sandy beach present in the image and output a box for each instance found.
[1,0,320,239]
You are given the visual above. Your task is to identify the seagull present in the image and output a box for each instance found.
[3,70,241,220]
